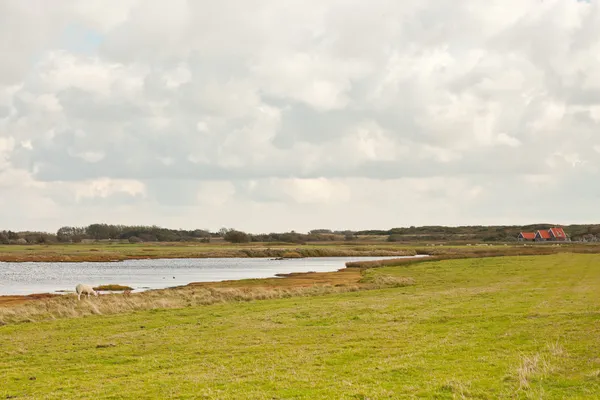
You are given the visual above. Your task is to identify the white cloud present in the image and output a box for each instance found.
[196,181,236,207]
[496,133,521,147]
[74,178,145,201]
[1,0,600,232]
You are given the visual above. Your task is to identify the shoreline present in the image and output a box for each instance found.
[0,267,365,308]
[0,255,427,306]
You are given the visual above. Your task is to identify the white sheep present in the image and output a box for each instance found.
[75,284,98,300]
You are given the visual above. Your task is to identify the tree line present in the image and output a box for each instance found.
[0,224,354,245]
[1,223,600,245]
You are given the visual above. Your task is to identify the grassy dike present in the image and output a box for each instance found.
[1,253,599,398]
[0,242,418,262]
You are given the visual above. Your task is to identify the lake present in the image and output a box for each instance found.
[0,256,424,296]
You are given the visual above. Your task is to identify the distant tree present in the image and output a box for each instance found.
[87,223,113,240]
[224,230,250,243]
[138,233,158,242]
[218,227,229,237]
[192,229,211,243]
[57,226,85,243]
[128,236,143,243]
[279,231,305,244]
[309,229,332,235]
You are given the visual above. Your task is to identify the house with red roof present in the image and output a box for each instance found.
[518,227,569,242]
[535,230,552,241]
[548,227,568,241]
[517,232,535,241]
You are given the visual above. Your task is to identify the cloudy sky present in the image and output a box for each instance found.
[1,0,599,233]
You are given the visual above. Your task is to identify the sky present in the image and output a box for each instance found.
[1,0,600,234]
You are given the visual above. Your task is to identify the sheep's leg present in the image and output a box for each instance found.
[77,293,81,301]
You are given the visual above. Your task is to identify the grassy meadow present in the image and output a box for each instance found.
[0,241,420,262]
[1,253,600,399]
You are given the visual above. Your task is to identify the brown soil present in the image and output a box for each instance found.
[0,293,59,307]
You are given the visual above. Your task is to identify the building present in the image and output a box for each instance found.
[548,227,568,241]
[534,230,552,241]
[518,227,569,242]
[517,232,536,241]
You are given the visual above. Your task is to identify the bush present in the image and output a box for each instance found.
[224,230,250,243]
[128,236,143,243]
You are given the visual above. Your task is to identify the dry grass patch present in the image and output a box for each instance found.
[0,284,365,325]
[192,268,364,288]
[362,274,415,288]
[513,341,568,393]
[93,284,134,291]
[517,354,548,390]
[280,251,303,258]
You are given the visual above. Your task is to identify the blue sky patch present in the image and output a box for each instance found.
[59,23,104,55]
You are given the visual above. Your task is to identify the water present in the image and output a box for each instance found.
[0,256,425,296]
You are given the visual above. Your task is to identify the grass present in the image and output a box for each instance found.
[0,242,419,262]
[1,253,600,398]
[1,241,597,263]
[345,244,600,269]
[93,285,134,292]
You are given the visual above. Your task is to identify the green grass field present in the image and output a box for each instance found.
[2,253,600,399]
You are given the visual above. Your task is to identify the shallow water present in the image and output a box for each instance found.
[0,256,424,296]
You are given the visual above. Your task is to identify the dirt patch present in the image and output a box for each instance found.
[0,293,59,307]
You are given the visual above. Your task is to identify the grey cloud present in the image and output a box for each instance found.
[2,0,600,231]
[273,102,365,148]
[145,179,200,206]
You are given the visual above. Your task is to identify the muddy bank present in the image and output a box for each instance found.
[0,293,60,307]
[187,268,362,289]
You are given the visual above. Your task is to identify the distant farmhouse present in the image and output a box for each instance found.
[518,227,569,242]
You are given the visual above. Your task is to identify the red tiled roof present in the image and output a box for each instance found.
[519,232,535,240]
[536,230,551,239]
[549,227,567,238]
